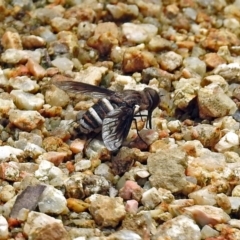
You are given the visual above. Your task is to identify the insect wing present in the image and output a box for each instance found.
[53,80,115,99]
[102,107,134,151]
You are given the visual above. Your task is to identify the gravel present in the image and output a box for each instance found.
[1,0,240,240]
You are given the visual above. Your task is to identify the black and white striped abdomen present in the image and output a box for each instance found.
[79,98,115,134]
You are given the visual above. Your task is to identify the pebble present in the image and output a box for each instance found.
[201,75,228,92]
[38,185,68,214]
[67,198,90,213]
[198,85,237,118]
[74,160,91,172]
[9,109,45,131]
[88,194,126,227]
[107,3,139,20]
[153,215,201,240]
[0,146,23,161]
[159,51,183,72]
[1,31,22,50]
[0,185,16,203]
[215,132,239,152]
[8,76,39,92]
[118,180,143,201]
[0,162,20,181]
[10,90,44,110]
[183,205,231,226]
[183,57,206,77]
[51,57,74,72]
[201,225,219,239]
[122,23,158,43]
[26,58,46,79]
[21,35,46,49]
[125,200,138,214]
[122,45,158,73]
[148,147,187,193]
[0,216,9,240]
[141,187,161,209]
[23,211,70,240]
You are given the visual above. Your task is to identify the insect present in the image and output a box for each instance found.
[54,80,160,151]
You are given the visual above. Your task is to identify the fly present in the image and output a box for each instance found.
[53,80,160,151]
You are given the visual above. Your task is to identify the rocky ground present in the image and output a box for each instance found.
[1,0,240,239]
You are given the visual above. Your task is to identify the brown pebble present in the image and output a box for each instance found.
[203,53,226,69]
[2,31,23,50]
[67,198,90,213]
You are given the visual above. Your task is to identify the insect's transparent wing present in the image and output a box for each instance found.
[53,80,115,99]
[102,107,134,151]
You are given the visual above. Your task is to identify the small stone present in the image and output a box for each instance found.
[215,132,239,152]
[74,66,108,86]
[107,3,139,20]
[201,75,228,92]
[8,76,39,92]
[67,198,89,213]
[153,215,201,240]
[141,187,161,209]
[38,151,67,166]
[77,22,96,40]
[229,197,240,213]
[125,200,138,214]
[69,139,85,154]
[38,185,68,214]
[214,63,240,82]
[10,90,44,110]
[122,45,158,73]
[45,85,70,107]
[198,85,237,118]
[26,58,46,79]
[183,205,231,226]
[21,35,46,49]
[183,57,206,76]
[51,57,74,72]
[74,160,91,172]
[173,77,201,109]
[118,180,143,201]
[88,194,126,227]
[216,193,231,214]
[148,35,173,52]
[0,216,9,240]
[106,230,141,240]
[0,146,23,161]
[50,17,76,32]
[203,53,226,69]
[9,109,45,131]
[122,23,158,43]
[0,162,20,181]
[232,185,240,197]
[0,185,16,203]
[1,31,22,50]
[87,22,121,56]
[201,225,219,239]
[188,187,217,206]
[23,211,70,240]
[202,28,240,51]
[148,147,187,193]
[159,51,183,72]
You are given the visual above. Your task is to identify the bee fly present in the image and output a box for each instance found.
[54,80,160,151]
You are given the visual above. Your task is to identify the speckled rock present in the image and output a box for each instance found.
[88,194,126,227]
[214,63,240,82]
[153,215,201,240]
[118,180,143,201]
[9,109,45,131]
[23,211,70,240]
[173,77,201,109]
[201,75,228,92]
[159,51,183,72]
[198,85,237,119]
[148,147,187,193]
[122,45,158,73]
[0,146,24,162]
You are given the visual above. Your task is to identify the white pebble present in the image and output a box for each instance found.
[0,216,9,240]
[215,132,239,152]
[51,57,74,72]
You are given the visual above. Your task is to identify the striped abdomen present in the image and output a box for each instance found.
[79,98,116,133]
